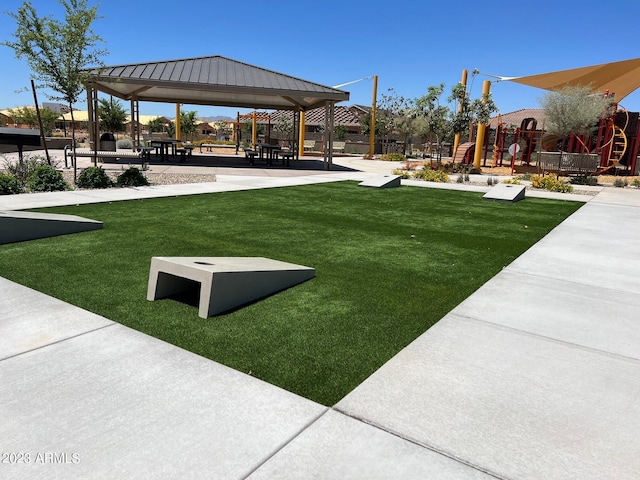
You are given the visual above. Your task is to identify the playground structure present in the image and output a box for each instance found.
[462,103,640,176]
[460,57,640,176]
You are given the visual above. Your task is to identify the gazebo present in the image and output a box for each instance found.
[83,55,349,168]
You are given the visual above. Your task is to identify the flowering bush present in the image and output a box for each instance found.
[530,173,573,193]
[413,168,449,183]
[3,155,48,189]
[380,153,406,162]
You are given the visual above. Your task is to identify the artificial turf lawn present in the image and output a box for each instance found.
[0,182,582,405]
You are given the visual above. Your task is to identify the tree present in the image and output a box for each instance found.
[414,84,454,166]
[172,110,198,141]
[147,117,167,134]
[359,112,385,136]
[539,84,613,151]
[274,114,294,147]
[377,88,410,154]
[98,97,127,134]
[3,0,106,175]
[334,124,348,141]
[7,106,60,135]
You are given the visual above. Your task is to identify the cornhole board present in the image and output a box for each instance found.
[0,210,103,245]
[358,175,401,189]
[147,257,315,318]
[483,184,526,202]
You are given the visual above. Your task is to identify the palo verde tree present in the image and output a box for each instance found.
[2,0,106,174]
[539,84,613,152]
[98,97,128,134]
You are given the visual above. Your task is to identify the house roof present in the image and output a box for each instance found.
[86,55,349,111]
[263,105,367,126]
[488,109,545,129]
[498,57,640,100]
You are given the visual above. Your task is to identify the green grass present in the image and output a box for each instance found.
[0,182,581,405]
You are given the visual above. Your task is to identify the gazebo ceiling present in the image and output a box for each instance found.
[85,55,349,111]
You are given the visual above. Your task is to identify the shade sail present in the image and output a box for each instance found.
[85,55,349,111]
[500,57,640,100]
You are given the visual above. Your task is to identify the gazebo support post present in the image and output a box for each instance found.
[324,102,335,170]
[298,111,305,158]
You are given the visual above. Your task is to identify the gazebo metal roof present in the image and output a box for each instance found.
[86,55,349,110]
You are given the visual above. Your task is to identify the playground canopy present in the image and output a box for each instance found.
[84,55,349,111]
[498,57,640,101]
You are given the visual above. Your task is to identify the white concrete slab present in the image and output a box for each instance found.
[507,203,640,294]
[249,410,494,479]
[336,315,640,480]
[592,187,640,206]
[451,269,640,360]
[0,277,114,360]
[0,323,326,480]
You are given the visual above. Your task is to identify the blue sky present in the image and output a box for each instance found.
[2,0,640,119]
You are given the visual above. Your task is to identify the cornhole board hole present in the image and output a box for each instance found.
[483,183,526,202]
[358,175,401,189]
[0,210,103,245]
[147,257,315,318]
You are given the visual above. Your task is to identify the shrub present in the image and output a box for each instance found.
[3,155,48,188]
[487,176,499,185]
[76,166,114,189]
[380,153,406,162]
[116,138,133,149]
[613,178,628,188]
[632,178,640,188]
[413,168,449,183]
[0,173,22,195]
[530,173,573,193]
[117,166,149,187]
[456,174,464,183]
[570,175,598,186]
[27,165,69,192]
[517,173,532,181]
[502,178,521,185]
[392,168,412,179]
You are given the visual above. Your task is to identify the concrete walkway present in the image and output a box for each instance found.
[2,156,640,478]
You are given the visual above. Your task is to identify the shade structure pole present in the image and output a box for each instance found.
[292,110,299,159]
[252,111,257,146]
[330,102,335,169]
[453,69,468,158]
[175,104,181,146]
[130,99,135,145]
[473,80,491,170]
[325,102,334,170]
[368,75,378,158]
[298,111,306,158]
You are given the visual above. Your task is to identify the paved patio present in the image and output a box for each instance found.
[1,155,639,479]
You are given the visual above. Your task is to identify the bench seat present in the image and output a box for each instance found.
[64,145,146,165]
